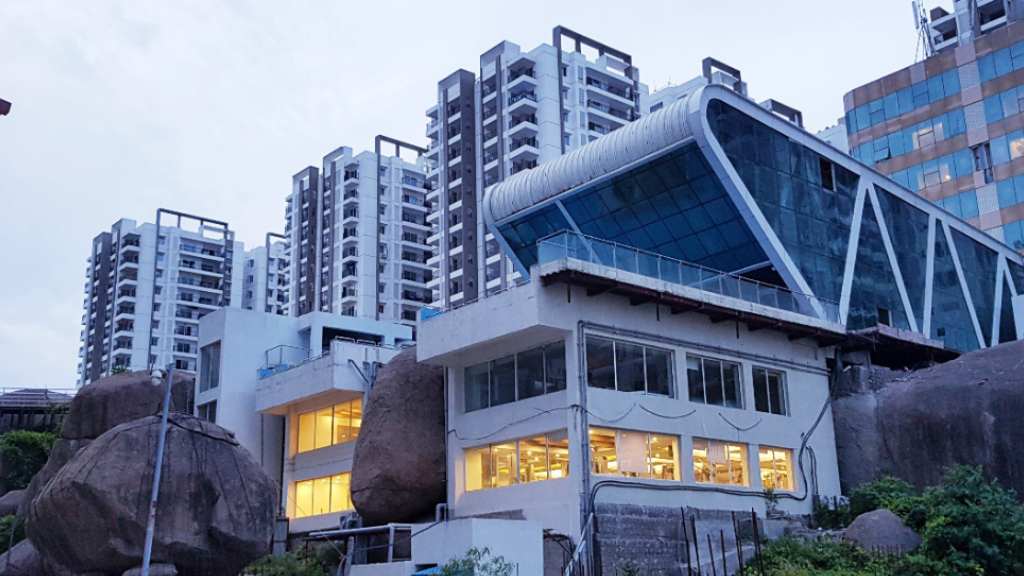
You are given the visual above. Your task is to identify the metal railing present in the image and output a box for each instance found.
[537,231,840,324]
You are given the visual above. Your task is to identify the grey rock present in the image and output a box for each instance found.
[122,564,178,576]
[351,347,445,524]
[61,370,193,441]
[843,509,921,553]
[0,491,23,518]
[27,414,276,576]
[20,371,192,520]
[0,539,44,576]
[833,340,1024,495]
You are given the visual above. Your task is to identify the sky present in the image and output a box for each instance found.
[0,0,931,389]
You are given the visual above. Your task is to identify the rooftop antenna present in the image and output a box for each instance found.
[912,1,935,61]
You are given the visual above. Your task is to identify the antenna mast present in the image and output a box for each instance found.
[913,1,935,61]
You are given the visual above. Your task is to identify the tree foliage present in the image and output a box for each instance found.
[0,430,56,491]
[440,547,515,576]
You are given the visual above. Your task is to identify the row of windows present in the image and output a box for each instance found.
[978,40,1024,84]
[1003,219,1024,251]
[464,342,567,412]
[845,69,961,134]
[465,428,795,492]
[889,148,973,192]
[590,336,790,415]
[851,109,966,165]
[293,472,352,518]
[296,399,363,454]
[983,84,1024,124]
[937,189,980,219]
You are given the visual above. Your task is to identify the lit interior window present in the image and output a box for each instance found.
[759,446,795,491]
[466,431,570,491]
[692,438,748,486]
[589,427,678,481]
[296,398,363,454]
[293,472,352,519]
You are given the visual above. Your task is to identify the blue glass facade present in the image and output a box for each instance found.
[875,188,930,325]
[845,70,960,134]
[931,227,979,351]
[847,205,910,330]
[497,204,569,270]
[999,277,1017,344]
[952,229,998,345]
[851,109,966,164]
[707,100,857,303]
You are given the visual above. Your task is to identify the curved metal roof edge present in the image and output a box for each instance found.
[483,86,702,227]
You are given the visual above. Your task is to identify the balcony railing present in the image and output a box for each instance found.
[509,92,537,106]
[536,231,840,324]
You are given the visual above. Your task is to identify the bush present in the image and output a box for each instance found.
[848,476,917,518]
[440,547,514,576]
[760,536,901,576]
[0,430,56,491]
[0,515,24,555]
[243,552,327,576]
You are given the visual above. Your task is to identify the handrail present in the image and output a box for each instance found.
[537,230,840,323]
[563,513,594,576]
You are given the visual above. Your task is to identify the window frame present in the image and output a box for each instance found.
[752,366,789,416]
[295,398,363,455]
[198,341,221,392]
[463,340,568,412]
[584,335,675,397]
[465,430,570,491]
[686,354,744,409]
[692,437,750,487]
[588,426,679,481]
[758,445,796,492]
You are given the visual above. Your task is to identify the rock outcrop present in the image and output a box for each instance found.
[27,414,276,576]
[842,509,921,553]
[0,540,44,576]
[351,347,445,524]
[0,490,24,517]
[833,340,1024,495]
[18,371,193,519]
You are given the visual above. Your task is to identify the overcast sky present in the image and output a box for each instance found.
[0,0,932,389]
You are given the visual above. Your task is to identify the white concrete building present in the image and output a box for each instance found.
[242,234,290,316]
[425,27,648,309]
[78,210,243,385]
[197,308,412,534]
[414,82,1024,572]
[286,144,433,330]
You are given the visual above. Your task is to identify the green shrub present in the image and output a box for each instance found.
[812,496,851,530]
[0,515,24,555]
[440,547,514,576]
[760,536,903,576]
[243,552,327,576]
[0,430,56,491]
[848,476,918,519]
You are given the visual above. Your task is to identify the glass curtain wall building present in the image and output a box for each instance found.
[482,85,1024,353]
[844,6,1024,252]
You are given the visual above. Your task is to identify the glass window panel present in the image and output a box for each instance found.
[298,412,315,454]
[490,356,516,406]
[614,341,645,392]
[759,447,795,491]
[518,437,549,483]
[645,347,672,396]
[546,431,570,480]
[544,341,567,392]
[516,347,545,400]
[723,361,742,408]
[952,229,998,345]
[333,401,352,445]
[590,427,618,475]
[465,363,490,412]
[312,476,331,516]
[703,358,724,406]
[586,337,616,389]
[330,473,352,512]
[694,438,748,486]
[315,408,333,450]
[465,446,488,491]
[687,356,704,403]
[490,442,517,488]
[996,49,1013,77]
[295,480,313,518]
[753,369,769,413]
[649,434,679,480]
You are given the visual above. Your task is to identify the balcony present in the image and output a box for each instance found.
[507,92,537,113]
[255,339,402,413]
[536,231,842,329]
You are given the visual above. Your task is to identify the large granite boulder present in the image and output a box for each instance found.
[27,414,276,576]
[351,347,445,524]
[0,490,24,517]
[833,340,1024,495]
[18,371,192,519]
[842,509,921,553]
[0,539,44,576]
